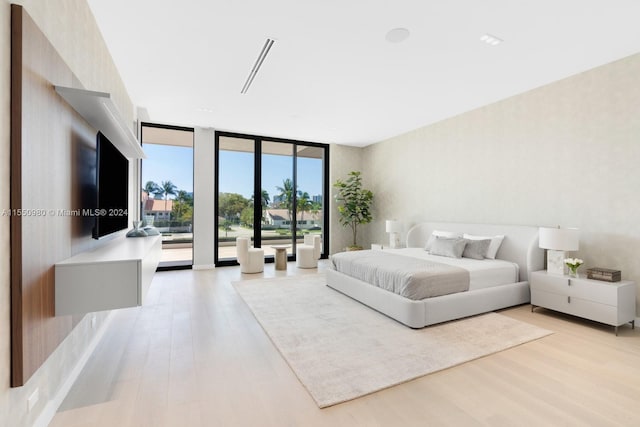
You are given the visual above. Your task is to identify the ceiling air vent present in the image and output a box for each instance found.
[241,38,275,94]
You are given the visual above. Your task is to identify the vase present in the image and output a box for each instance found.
[126,220,148,238]
[568,267,579,278]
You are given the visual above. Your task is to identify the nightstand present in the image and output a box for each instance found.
[530,270,636,335]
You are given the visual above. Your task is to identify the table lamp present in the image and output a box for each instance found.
[538,227,579,275]
[385,220,403,249]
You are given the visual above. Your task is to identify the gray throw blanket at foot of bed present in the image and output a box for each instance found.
[330,250,470,300]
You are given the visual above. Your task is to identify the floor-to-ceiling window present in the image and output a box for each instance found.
[141,123,194,268]
[215,131,329,266]
[261,140,295,257]
[216,135,255,262]
[295,145,325,255]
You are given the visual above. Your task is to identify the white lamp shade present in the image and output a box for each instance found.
[539,227,579,251]
[385,220,402,233]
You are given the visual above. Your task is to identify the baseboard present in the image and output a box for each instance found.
[33,311,115,427]
[193,263,215,270]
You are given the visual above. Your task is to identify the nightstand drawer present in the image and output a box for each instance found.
[532,274,621,306]
[531,288,566,312]
[531,274,569,293]
[531,290,619,325]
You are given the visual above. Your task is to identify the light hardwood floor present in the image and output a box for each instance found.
[50,262,640,426]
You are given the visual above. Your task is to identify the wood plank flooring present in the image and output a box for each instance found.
[50,262,640,426]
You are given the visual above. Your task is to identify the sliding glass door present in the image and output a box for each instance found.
[141,123,194,269]
[216,135,255,262]
[215,132,329,266]
[261,140,294,257]
[295,145,325,255]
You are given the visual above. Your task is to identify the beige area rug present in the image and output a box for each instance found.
[233,274,552,408]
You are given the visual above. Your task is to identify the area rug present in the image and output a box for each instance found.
[233,274,552,408]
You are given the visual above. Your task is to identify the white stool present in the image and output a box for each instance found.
[296,234,321,269]
[236,237,264,273]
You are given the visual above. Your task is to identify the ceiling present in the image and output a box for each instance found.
[87,0,640,147]
[141,125,194,147]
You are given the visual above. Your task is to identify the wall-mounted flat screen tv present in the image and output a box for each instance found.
[93,131,129,239]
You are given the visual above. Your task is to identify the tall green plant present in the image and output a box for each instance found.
[334,171,373,248]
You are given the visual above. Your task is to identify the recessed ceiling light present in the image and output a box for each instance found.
[385,28,410,43]
[480,34,503,46]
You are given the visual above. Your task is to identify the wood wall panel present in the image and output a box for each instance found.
[10,5,98,387]
[10,3,24,388]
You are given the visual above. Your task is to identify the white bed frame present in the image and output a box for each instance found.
[326,222,544,328]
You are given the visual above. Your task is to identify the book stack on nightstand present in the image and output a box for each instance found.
[530,270,636,335]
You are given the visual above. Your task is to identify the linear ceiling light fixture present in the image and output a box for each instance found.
[241,38,275,94]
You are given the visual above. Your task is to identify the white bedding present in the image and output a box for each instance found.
[379,248,520,292]
[330,250,470,300]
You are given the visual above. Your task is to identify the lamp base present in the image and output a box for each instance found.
[547,250,566,275]
[389,232,400,249]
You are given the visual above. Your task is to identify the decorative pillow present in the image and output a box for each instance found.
[462,239,491,260]
[429,237,466,258]
[463,233,505,259]
[425,230,463,252]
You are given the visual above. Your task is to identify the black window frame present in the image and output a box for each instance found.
[214,130,330,267]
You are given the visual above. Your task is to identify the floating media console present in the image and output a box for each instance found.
[55,235,162,315]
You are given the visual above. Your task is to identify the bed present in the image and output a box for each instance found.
[326,222,544,328]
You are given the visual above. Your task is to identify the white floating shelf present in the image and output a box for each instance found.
[54,86,145,159]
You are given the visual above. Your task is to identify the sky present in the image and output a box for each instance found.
[142,144,194,194]
[142,144,323,202]
[219,151,323,201]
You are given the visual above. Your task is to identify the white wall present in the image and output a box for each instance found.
[0,1,135,426]
[329,144,366,253]
[362,53,640,312]
[193,127,216,269]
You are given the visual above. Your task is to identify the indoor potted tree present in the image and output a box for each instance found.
[334,171,374,250]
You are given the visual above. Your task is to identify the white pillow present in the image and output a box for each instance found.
[462,238,491,260]
[430,236,467,258]
[463,233,505,259]
[425,230,462,251]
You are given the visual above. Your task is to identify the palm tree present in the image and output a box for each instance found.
[141,181,161,222]
[143,181,160,198]
[157,180,178,221]
[275,178,295,226]
[297,191,311,222]
[260,189,270,209]
[249,189,270,208]
[255,189,270,224]
[246,189,272,225]
[310,201,321,216]
[309,200,322,226]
